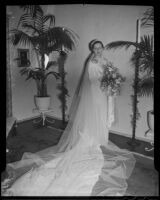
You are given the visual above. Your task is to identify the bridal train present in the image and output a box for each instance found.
[3,51,135,196]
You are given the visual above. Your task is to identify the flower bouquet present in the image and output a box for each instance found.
[100,62,126,96]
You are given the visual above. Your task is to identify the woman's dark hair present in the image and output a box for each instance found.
[89,39,104,51]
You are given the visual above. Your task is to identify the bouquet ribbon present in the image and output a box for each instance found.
[108,96,115,128]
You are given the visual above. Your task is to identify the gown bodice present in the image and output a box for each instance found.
[88,60,103,85]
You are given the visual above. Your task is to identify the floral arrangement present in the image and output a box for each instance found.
[100,62,126,96]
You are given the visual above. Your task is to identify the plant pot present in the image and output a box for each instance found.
[145,110,154,138]
[34,96,51,111]
[147,110,154,132]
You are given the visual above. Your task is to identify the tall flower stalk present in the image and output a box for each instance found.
[57,51,69,125]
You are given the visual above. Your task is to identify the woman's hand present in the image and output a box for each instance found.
[91,58,98,63]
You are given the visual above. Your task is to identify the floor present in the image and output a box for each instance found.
[126,162,158,196]
[3,118,159,196]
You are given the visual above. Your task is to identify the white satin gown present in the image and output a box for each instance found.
[4,58,135,196]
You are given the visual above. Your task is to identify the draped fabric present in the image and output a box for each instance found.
[108,96,116,127]
[3,53,135,196]
[6,14,13,118]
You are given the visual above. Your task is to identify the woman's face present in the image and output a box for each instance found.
[93,43,103,57]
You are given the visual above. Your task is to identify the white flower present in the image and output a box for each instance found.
[108,67,112,72]
[108,86,112,90]
[116,79,121,83]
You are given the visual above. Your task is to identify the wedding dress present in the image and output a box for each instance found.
[3,53,135,196]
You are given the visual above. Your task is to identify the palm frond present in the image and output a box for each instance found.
[18,9,43,33]
[19,5,43,18]
[17,13,33,29]
[25,73,34,81]
[63,26,80,45]
[45,71,60,80]
[45,27,79,52]
[41,24,54,34]
[10,29,34,47]
[141,8,154,28]
[43,14,55,27]
[138,76,154,97]
[21,23,42,35]
[130,35,154,74]
[33,14,43,32]
[46,61,57,70]
[19,67,30,76]
[105,41,138,51]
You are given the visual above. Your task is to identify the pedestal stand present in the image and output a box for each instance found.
[33,108,55,126]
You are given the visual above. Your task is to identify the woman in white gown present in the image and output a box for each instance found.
[3,39,135,196]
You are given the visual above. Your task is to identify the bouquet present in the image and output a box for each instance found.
[100,62,126,96]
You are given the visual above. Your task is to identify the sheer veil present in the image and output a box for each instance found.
[4,51,136,196]
[56,52,95,152]
[6,52,95,177]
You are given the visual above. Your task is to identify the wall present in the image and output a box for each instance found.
[7,6,37,120]
[7,5,153,140]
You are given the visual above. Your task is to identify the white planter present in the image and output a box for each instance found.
[34,96,51,111]
[145,110,154,139]
[148,110,154,132]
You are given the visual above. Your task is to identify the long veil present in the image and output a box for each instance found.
[3,53,136,196]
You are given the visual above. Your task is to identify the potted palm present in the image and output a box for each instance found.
[10,5,79,110]
[106,8,154,141]
[139,8,154,135]
[130,35,154,136]
[18,58,59,110]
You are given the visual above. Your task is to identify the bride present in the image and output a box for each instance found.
[3,39,135,196]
